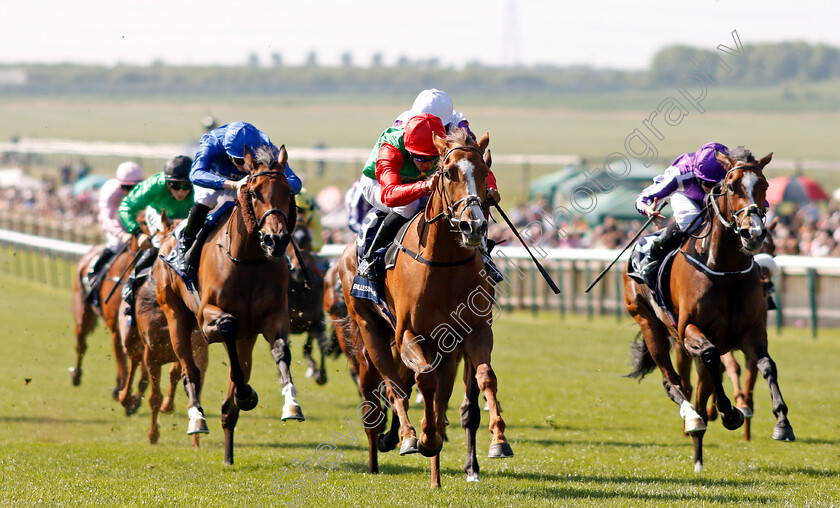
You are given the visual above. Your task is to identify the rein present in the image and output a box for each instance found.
[401,144,486,268]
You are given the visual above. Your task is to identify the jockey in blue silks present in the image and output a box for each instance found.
[635,142,729,275]
[178,121,302,276]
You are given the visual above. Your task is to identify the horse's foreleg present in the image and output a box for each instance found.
[721,352,746,410]
[690,358,717,472]
[265,315,304,421]
[428,354,456,489]
[461,327,512,459]
[302,333,317,379]
[403,330,443,459]
[752,341,795,441]
[683,324,743,432]
[359,357,384,474]
[161,363,180,414]
[163,296,205,435]
[146,353,162,445]
[742,356,758,440]
[71,291,96,386]
[111,329,129,401]
[314,323,332,385]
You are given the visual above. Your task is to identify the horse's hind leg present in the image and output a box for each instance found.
[313,324,332,385]
[428,353,457,489]
[741,356,758,441]
[146,352,162,445]
[691,364,716,473]
[683,324,744,432]
[302,333,317,379]
[461,357,481,482]
[162,294,206,436]
[161,363,181,413]
[359,355,385,474]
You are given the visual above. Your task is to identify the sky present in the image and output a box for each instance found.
[1,0,839,69]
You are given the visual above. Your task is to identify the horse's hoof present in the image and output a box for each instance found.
[125,397,143,417]
[315,372,327,386]
[377,434,397,453]
[466,473,480,482]
[69,367,81,386]
[305,366,317,379]
[737,406,754,419]
[722,408,745,431]
[282,404,305,421]
[149,426,160,445]
[684,418,706,434]
[111,386,121,401]
[418,433,443,457]
[694,461,704,473]
[706,405,718,421]
[160,399,175,414]
[399,437,419,456]
[488,442,514,458]
[235,385,259,412]
[772,424,795,442]
[187,417,209,435]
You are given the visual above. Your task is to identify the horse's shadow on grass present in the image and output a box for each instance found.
[495,470,789,489]
[523,484,776,504]
[762,465,840,478]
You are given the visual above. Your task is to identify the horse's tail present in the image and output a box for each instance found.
[332,313,362,358]
[624,331,656,381]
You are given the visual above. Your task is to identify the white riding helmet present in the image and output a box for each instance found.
[410,89,454,127]
[115,161,145,185]
[754,253,778,277]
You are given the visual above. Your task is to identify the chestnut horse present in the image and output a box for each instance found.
[156,145,302,465]
[323,263,362,392]
[625,150,795,472]
[71,241,147,414]
[120,211,209,445]
[337,129,511,488]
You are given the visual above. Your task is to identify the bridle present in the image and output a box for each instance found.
[247,170,293,234]
[427,145,486,228]
[708,164,766,232]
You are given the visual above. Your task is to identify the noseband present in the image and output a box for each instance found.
[708,164,766,231]
[430,145,486,228]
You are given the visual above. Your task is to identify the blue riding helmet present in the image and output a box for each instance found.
[223,122,268,159]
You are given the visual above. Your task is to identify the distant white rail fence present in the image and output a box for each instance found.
[3,228,839,336]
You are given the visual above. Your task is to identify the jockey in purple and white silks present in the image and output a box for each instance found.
[635,142,729,271]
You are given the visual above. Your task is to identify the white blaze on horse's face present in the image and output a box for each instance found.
[736,170,767,253]
[455,158,487,247]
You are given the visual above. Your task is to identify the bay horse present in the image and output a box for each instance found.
[71,240,147,414]
[675,216,780,442]
[337,129,511,488]
[624,149,795,472]
[287,226,334,385]
[156,145,302,465]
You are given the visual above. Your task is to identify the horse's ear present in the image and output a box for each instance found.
[715,150,733,170]
[243,145,254,171]
[433,131,447,154]
[757,152,773,169]
[160,209,170,230]
[484,149,492,169]
[477,132,490,154]
[277,145,287,167]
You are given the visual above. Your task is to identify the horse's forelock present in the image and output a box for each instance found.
[444,128,472,147]
[253,145,278,169]
[729,145,756,164]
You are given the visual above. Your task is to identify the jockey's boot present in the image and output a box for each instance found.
[357,211,408,281]
[481,238,504,285]
[83,247,114,302]
[121,248,156,317]
[642,223,684,283]
[178,204,210,277]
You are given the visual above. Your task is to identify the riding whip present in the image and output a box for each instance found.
[585,200,668,293]
[104,247,145,304]
[490,199,561,295]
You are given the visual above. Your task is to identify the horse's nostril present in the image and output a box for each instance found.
[460,222,473,234]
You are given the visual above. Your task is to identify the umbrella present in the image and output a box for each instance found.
[766,175,829,205]
[72,174,108,196]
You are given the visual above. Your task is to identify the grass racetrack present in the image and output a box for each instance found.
[1,272,839,506]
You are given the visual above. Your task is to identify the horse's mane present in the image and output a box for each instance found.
[445,127,474,146]
[729,145,757,164]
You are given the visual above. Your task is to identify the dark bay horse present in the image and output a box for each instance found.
[156,145,301,465]
[337,129,511,488]
[625,150,794,472]
[71,240,147,413]
[287,227,335,385]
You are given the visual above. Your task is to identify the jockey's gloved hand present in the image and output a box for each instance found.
[487,188,501,205]
[423,172,440,193]
[136,233,151,250]
[118,231,133,245]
